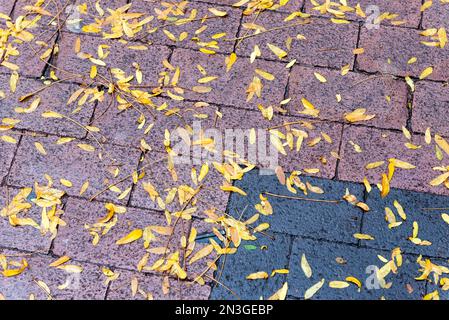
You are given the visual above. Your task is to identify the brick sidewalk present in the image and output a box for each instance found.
[1,0,449,300]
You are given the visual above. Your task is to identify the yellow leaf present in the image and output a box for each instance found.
[304,279,325,300]
[329,281,350,289]
[226,53,237,72]
[189,244,214,265]
[353,233,374,240]
[435,135,449,156]
[268,282,288,300]
[77,144,95,152]
[267,43,287,59]
[34,142,47,155]
[441,213,449,225]
[301,254,312,278]
[381,173,390,198]
[313,72,327,83]
[419,66,433,80]
[116,229,143,245]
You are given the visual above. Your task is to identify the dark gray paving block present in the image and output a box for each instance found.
[362,188,449,258]
[210,232,292,300]
[287,238,425,300]
[228,169,364,243]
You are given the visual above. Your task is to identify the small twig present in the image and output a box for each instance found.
[263,192,341,204]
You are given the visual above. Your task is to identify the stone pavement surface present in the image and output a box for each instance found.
[1,0,449,300]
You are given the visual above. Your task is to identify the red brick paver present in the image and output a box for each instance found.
[339,125,449,196]
[288,65,408,130]
[7,135,141,204]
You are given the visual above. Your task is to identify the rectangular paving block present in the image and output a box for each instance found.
[7,135,141,204]
[214,107,342,178]
[130,0,242,54]
[169,48,289,111]
[0,249,107,300]
[129,152,230,218]
[210,232,292,300]
[304,0,422,28]
[192,0,303,13]
[412,81,449,137]
[228,169,363,244]
[52,197,190,272]
[0,187,54,253]
[0,75,95,138]
[55,32,171,83]
[288,65,408,130]
[422,0,449,29]
[358,26,449,81]
[339,125,449,196]
[236,12,359,69]
[0,138,17,183]
[362,187,449,258]
[106,269,211,300]
[287,238,425,300]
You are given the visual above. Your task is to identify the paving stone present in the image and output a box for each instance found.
[304,0,422,28]
[131,0,242,54]
[192,0,303,13]
[362,187,449,258]
[90,97,218,149]
[106,269,211,300]
[169,48,289,111]
[358,26,449,81]
[213,107,342,177]
[338,125,449,196]
[7,135,141,204]
[228,169,363,243]
[53,197,190,272]
[210,232,292,300]
[0,139,17,183]
[287,238,425,300]
[422,0,449,29]
[236,12,359,69]
[288,65,408,130]
[0,0,15,15]
[0,249,107,300]
[0,75,94,138]
[129,152,230,218]
[412,81,449,137]
[0,187,55,253]
[55,32,171,82]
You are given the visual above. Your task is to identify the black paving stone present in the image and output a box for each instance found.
[287,238,425,300]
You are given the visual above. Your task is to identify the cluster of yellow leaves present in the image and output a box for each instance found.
[0,181,65,239]
[0,255,28,278]
[85,203,127,245]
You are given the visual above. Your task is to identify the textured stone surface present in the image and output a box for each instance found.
[210,232,292,300]
[288,65,408,130]
[0,249,107,300]
[0,139,17,183]
[0,187,55,253]
[106,269,211,300]
[7,135,141,204]
[236,12,359,69]
[338,125,449,196]
[131,0,242,54]
[169,48,289,111]
[362,188,449,258]
[412,81,449,137]
[287,238,425,300]
[55,32,171,82]
[0,0,15,15]
[228,169,363,243]
[0,75,95,138]
[53,197,189,271]
[305,0,422,28]
[422,0,449,29]
[358,26,449,81]
[129,152,230,218]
